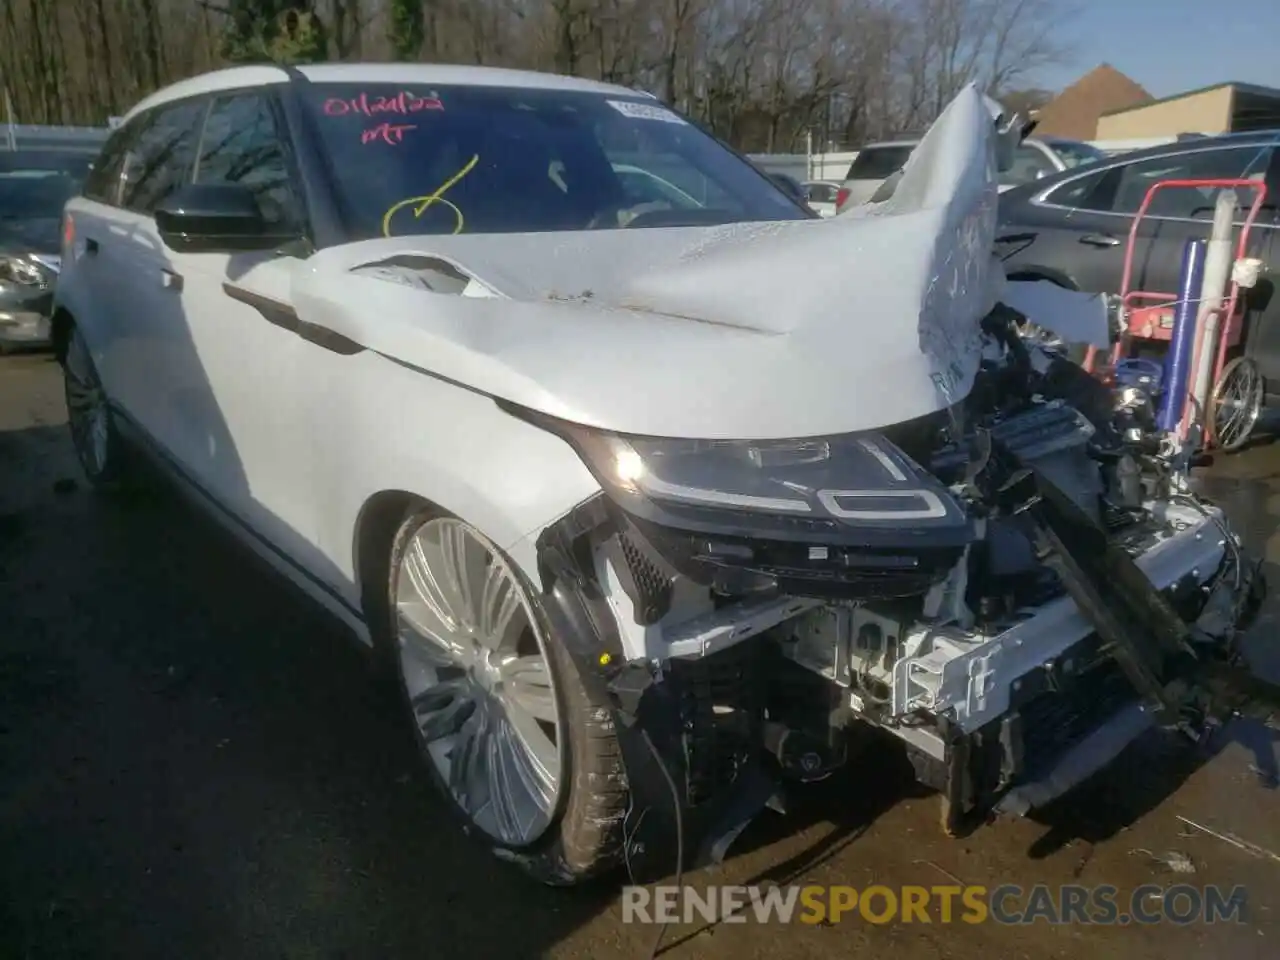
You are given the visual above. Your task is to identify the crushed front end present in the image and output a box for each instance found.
[527,304,1273,881]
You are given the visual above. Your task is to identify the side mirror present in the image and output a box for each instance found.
[1035,168,1051,180]
[155,183,295,254]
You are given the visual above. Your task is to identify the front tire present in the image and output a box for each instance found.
[384,507,627,884]
[62,325,134,491]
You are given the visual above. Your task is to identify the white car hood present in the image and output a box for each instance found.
[292,85,1001,441]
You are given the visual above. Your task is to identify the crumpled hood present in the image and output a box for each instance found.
[292,85,1001,441]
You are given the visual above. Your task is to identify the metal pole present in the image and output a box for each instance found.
[3,86,16,151]
[1184,191,1237,441]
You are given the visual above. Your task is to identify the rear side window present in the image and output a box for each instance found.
[194,93,300,230]
[1106,146,1270,217]
[1043,168,1110,208]
[845,146,914,181]
[121,101,206,215]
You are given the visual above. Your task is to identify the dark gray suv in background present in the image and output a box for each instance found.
[997,132,1280,405]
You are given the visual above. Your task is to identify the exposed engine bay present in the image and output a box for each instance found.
[528,297,1274,880]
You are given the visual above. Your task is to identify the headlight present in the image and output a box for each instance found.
[0,254,44,286]
[511,404,972,548]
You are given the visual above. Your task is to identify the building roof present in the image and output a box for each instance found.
[1099,81,1280,118]
[1032,64,1152,139]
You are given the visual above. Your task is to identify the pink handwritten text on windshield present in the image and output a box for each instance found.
[324,91,444,117]
[362,122,417,145]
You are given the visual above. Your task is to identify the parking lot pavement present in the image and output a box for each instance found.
[2,351,1279,960]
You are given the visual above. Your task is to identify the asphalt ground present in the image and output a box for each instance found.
[2,350,1278,960]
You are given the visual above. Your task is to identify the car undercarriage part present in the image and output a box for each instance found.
[531,301,1277,881]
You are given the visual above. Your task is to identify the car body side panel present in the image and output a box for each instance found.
[305,347,602,596]
[998,193,1133,295]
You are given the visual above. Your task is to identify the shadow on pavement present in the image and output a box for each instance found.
[0,423,617,960]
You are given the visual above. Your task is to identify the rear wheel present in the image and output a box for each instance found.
[384,507,627,884]
[63,325,135,490]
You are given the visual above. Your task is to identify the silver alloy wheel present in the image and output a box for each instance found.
[64,330,110,476]
[395,516,564,846]
[1209,357,1264,452]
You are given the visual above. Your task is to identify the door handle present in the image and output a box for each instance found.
[84,237,99,255]
[161,268,184,292]
[1079,233,1120,248]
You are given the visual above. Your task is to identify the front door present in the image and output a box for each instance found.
[160,91,322,572]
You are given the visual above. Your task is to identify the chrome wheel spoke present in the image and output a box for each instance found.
[487,728,529,842]
[500,655,558,723]
[402,537,461,633]
[411,679,477,742]
[478,561,523,651]
[448,709,490,814]
[497,714,557,813]
[438,520,479,632]
[395,517,563,846]
[397,611,468,667]
[502,685,559,783]
[1212,358,1263,450]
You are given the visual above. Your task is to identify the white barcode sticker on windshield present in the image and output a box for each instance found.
[606,99,686,124]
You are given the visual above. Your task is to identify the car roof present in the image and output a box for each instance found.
[123,63,648,124]
[859,140,920,149]
[1000,130,1280,202]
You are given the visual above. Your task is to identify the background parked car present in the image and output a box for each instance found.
[0,149,96,352]
[802,179,842,217]
[997,131,1280,403]
[834,135,1107,211]
[764,170,809,207]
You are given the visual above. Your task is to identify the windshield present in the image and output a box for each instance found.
[0,152,90,220]
[845,145,914,181]
[301,84,808,238]
[1047,140,1107,168]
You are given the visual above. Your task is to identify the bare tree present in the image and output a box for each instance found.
[0,0,1074,147]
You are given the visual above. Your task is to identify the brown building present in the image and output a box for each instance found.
[1096,82,1280,139]
[1032,64,1152,139]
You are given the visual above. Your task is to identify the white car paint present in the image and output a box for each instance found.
[56,67,999,640]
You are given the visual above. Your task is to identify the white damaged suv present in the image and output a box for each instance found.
[54,63,1270,886]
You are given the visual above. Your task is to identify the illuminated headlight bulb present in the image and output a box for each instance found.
[614,447,645,486]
